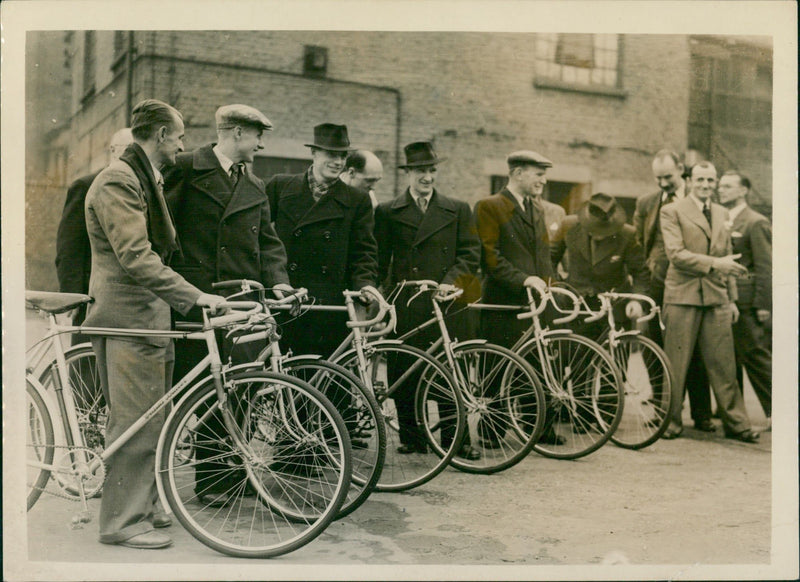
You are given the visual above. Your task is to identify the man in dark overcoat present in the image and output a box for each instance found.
[265,123,378,359]
[550,192,650,339]
[659,161,757,442]
[633,149,712,432]
[56,128,133,336]
[374,141,481,459]
[164,104,291,506]
[717,170,772,426]
[84,99,224,549]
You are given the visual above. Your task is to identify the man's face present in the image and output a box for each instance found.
[688,165,718,201]
[717,174,747,206]
[347,160,383,195]
[312,148,348,181]
[652,157,684,195]
[157,116,185,167]
[407,165,437,196]
[516,165,548,197]
[234,127,265,163]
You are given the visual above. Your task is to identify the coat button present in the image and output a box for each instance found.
[289,262,298,271]
[294,230,302,237]
[220,246,227,253]
[442,246,449,253]
[321,266,328,274]
[251,226,257,233]
[412,267,419,274]
[324,231,332,241]
[252,251,258,258]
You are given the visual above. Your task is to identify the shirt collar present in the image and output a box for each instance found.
[505,184,527,209]
[150,161,164,187]
[727,202,746,221]
[409,188,434,205]
[212,144,235,174]
[688,193,710,212]
[661,182,685,203]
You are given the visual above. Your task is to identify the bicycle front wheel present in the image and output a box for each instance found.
[445,343,545,474]
[518,334,624,460]
[27,380,54,510]
[606,335,673,449]
[282,357,386,518]
[158,371,351,559]
[334,342,465,492]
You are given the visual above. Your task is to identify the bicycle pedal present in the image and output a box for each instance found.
[70,511,93,529]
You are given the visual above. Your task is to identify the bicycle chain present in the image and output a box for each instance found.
[27,444,107,502]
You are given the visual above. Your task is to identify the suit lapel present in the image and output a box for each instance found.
[413,191,456,246]
[681,197,711,239]
[709,202,728,246]
[499,189,536,249]
[592,234,618,265]
[296,179,349,229]
[222,173,267,220]
[189,146,233,209]
[390,190,423,230]
[568,222,592,262]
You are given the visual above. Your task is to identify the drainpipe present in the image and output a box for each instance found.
[125,31,134,125]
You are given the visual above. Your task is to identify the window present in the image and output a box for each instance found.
[82,31,96,99]
[303,45,329,78]
[535,34,623,95]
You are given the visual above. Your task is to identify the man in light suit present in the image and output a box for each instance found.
[659,161,758,442]
[56,127,133,336]
[633,150,712,432]
[717,170,772,426]
[374,141,481,459]
[265,123,378,359]
[84,99,225,549]
[164,104,292,506]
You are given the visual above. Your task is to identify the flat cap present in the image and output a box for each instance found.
[507,150,553,168]
[215,104,273,131]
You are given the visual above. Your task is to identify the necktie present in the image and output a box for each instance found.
[417,195,428,213]
[230,163,244,188]
[523,197,535,223]
[702,202,712,227]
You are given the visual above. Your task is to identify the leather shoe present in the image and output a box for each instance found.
[537,429,566,446]
[350,438,370,450]
[396,443,428,454]
[478,436,502,449]
[115,531,173,550]
[661,426,683,440]
[456,445,482,461]
[694,419,716,433]
[724,429,760,443]
[197,492,230,507]
[153,512,172,528]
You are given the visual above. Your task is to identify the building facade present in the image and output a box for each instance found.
[25,31,772,290]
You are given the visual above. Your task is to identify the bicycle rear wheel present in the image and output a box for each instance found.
[443,343,546,474]
[27,380,54,510]
[282,357,385,518]
[158,371,351,558]
[334,342,465,492]
[518,334,624,460]
[606,335,673,449]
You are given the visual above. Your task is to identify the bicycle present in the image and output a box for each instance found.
[25,290,352,558]
[499,283,625,459]
[387,280,546,474]
[207,280,387,519]
[576,291,674,449]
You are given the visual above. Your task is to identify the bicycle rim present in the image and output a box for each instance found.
[27,381,54,510]
[607,335,673,449]
[158,372,351,558]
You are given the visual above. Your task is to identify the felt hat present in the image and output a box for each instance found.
[305,123,353,152]
[398,141,447,168]
[578,193,627,237]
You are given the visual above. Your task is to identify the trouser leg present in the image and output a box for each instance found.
[687,348,711,423]
[662,305,702,429]
[732,307,772,417]
[95,338,171,544]
[698,306,751,434]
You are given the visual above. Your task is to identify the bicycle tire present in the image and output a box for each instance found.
[158,371,351,559]
[606,335,673,449]
[27,380,54,510]
[517,334,624,460]
[440,343,546,474]
[281,357,386,518]
[333,341,466,492]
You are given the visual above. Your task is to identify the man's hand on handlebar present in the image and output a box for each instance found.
[625,300,644,321]
[523,276,547,293]
[271,283,294,300]
[196,293,228,315]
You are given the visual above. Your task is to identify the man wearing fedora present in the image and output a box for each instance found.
[374,141,481,459]
[475,150,564,445]
[659,161,758,443]
[164,103,292,507]
[551,193,649,339]
[265,123,378,359]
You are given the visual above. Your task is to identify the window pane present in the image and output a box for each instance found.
[556,34,594,68]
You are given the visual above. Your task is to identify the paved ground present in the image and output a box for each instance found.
[9,309,787,580]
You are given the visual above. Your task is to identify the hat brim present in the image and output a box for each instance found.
[577,203,627,237]
[305,143,355,152]
[398,156,447,169]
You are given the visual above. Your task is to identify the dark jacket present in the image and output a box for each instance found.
[550,216,648,296]
[266,171,378,305]
[56,172,98,296]
[164,144,289,294]
[374,189,481,342]
[729,205,771,310]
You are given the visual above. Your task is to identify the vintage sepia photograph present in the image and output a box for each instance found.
[3,1,797,580]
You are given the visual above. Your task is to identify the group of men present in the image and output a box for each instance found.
[56,99,771,551]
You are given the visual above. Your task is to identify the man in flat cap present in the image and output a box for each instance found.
[475,150,564,445]
[164,103,292,506]
[265,123,378,360]
[374,141,482,460]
